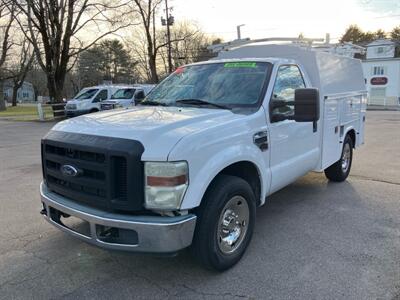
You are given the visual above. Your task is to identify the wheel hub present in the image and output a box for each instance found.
[217,196,249,254]
[341,143,351,172]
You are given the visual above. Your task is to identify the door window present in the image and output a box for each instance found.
[93,89,108,103]
[270,65,305,121]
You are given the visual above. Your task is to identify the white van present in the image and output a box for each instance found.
[100,84,156,111]
[65,85,120,117]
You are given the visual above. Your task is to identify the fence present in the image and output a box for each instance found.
[37,103,66,121]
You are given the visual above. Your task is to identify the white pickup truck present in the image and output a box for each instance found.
[100,84,156,111]
[40,44,366,271]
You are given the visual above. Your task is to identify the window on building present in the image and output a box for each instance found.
[376,47,384,54]
[372,66,385,76]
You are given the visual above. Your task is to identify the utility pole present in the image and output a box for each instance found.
[165,0,173,73]
[237,24,245,40]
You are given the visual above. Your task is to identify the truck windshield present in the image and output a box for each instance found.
[144,62,270,109]
[111,88,135,99]
[74,89,99,100]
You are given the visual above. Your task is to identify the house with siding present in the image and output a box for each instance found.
[3,81,35,103]
[362,39,400,106]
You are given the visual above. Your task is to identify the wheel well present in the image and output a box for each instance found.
[346,129,356,148]
[218,161,262,206]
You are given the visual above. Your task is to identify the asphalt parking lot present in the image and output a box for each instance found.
[0,111,399,299]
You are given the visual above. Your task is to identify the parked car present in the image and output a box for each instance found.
[65,85,120,117]
[40,44,366,271]
[100,84,156,111]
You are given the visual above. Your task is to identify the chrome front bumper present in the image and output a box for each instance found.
[40,182,197,253]
[65,109,90,117]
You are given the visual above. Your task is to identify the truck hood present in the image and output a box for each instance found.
[52,106,243,160]
[66,100,76,105]
[102,99,130,104]
[66,99,88,107]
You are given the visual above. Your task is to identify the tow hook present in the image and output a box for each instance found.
[40,204,47,216]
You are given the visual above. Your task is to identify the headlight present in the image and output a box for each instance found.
[144,161,188,210]
[66,104,77,110]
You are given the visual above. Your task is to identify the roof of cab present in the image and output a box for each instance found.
[213,44,366,95]
[81,84,132,90]
[187,57,285,67]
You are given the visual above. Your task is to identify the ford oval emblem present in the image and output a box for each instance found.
[60,164,80,177]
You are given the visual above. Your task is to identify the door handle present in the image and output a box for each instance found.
[253,131,268,151]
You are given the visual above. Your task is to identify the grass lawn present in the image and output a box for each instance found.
[0,105,54,121]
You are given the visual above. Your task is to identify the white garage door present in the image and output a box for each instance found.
[369,88,386,105]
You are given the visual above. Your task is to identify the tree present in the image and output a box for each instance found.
[340,25,364,43]
[6,38,34,106]
[391,26,400,40]
[127,30,152,82]
[340,25,375,44]
[363,31,376,43]
[25,62,49,100]
[98,39,137,83]
[78,39,137,87]
[128,14,215,82]
[374,29,386,39]
[0,0,15,111]
[131,0,164,83]
[77,47,104,87]
[159,21,216,72]
[13,0,134,102]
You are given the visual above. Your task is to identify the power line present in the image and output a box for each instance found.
[374,14,400,18]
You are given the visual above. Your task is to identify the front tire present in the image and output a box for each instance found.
[324,135,353,182]
[191,175,256,271]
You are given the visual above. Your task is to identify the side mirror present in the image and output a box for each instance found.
[294,88,320,122]
[135,92,145,101]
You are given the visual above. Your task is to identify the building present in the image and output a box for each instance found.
[362,39,400,106]
[3,81,35,103]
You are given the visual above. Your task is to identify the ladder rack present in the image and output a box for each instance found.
[208,37,326,53]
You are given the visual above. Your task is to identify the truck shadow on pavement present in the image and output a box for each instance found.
[4,172,388,299]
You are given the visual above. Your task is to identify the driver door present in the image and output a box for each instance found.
[268,65,320,193]
[93,89,108,103]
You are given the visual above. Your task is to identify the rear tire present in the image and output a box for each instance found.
[191,174,256,271]
[324,135,353,182]
[89,108,99,113]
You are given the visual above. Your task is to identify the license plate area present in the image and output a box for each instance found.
[49,207,91,238]
[96,225,139,245]
[48,206,139,246]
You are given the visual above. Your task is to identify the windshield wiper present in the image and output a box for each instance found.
[139,100,169,107]
[175,99,230,110]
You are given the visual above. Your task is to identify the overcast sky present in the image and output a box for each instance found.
[171,0,400,42]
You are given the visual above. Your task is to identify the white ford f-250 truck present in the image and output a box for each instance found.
[40,44,366,271]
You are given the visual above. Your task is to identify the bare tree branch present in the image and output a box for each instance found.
[13,0,134,102]
[0,0,15,68]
